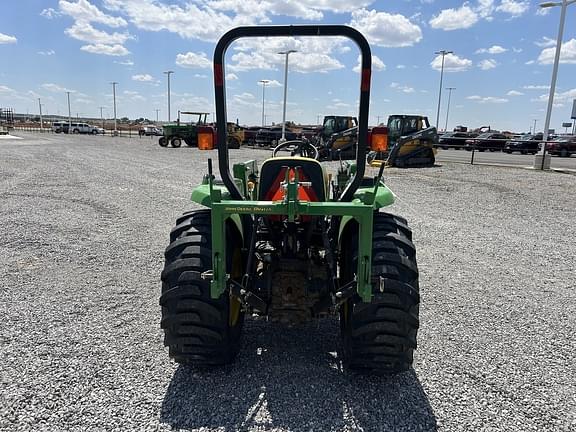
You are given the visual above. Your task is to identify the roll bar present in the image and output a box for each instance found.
[213,25,371,202]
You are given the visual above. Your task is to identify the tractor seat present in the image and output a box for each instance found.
[258,157,328,201]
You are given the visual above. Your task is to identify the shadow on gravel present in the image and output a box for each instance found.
[160,319,437,431]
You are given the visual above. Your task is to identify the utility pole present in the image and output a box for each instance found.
[434,50,453,130]
[164,71,174,122]
[278,50,297,141]
[110,82,118,134]
[259,79,270,127]
[38,98,43,131]
[155,108,160,123]
[444,87,456,132]
[533,119,538,134]
[66,91,72,130]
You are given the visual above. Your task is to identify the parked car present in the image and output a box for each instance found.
[503,133,542,155]
[546,135,576,157]
[437,132,477,150]
[255,127,298,147]
[465,132,509,152]
[52,121,68,133]
[139,126,163,136]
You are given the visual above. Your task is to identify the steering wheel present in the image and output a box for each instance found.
[272,140,319,160]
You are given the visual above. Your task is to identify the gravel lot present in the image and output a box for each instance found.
[1,132,575,431]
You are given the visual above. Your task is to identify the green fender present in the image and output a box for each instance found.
[338,183,395,240]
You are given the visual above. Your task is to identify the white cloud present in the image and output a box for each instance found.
[537,39,576,64]
[40,8,61,19]
[350,9,422,47]
[38,50,56,56]
[535,37,556,48]
[0,85,16,94]
[353,55,386,73]
[467,95,508,103]
[429,6,478,30]
[390,82,415,93]
[431,53,473,72]
[476,45,507,54]
[523,85,549,90]
[59,0,127,27]
[507,90,524,96]
[175,51,212,69]
[0,33,17,44]
[115,59,134,66]
[477,0,495,18]
[259,79,282,88]
[65,21,132,45]
[226,73,238,81]
[479,59,498,70]
[531,88,576,104]
[495,0,529,17]
[103,0,261,42]
[132,74,153,82]
[80,43,130,56]
[228,37,345,73]
[397,64,406,69]
[41,83,74,93]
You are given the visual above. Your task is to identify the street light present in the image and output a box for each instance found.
[536,0,576,170]
[444,87,456,132]
[66,91,72,130]
[155,108,160,123]
[258,79,270,127]
[278,49,297,142]
[533,119,538,134]
[434,50,453,130]
[164,71,174,122]
[110,82,118,134]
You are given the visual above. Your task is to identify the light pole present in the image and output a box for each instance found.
[278,50,297,141]
[155,108,160,123]
[444,87,456,132]
[66,91,72,130]
[536,0,576,169]
[533,119,538,134]
[38,98,43,131]
[434,50,453,130]
[164,71,174,122]
[110,82,118,134]
[259,79,270,127]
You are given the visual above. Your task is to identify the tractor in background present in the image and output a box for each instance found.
[159,111,210,148]
[368,115,437,167]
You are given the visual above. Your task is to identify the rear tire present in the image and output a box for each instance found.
[171,137,182,148]
[560,148,570,157]
[340,212,419,373]
[160,210,244,366]
[159,137,168,147]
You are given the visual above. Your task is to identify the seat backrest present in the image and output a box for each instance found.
[258,157,327,201]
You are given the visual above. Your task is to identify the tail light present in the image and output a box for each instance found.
[370,126,388,151]
[197,126,215,150]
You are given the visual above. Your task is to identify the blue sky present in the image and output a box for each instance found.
[1,0,575,132]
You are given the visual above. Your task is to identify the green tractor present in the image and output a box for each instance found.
[159,111,210,148]
[160,25,420,373]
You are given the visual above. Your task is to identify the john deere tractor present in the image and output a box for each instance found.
[159,111,210,148]
[160,25,420,373]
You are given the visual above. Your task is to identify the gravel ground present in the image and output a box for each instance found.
[1,132,575,431]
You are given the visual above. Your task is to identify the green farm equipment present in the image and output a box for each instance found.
[159,111,210,148]
[160,25,420,373]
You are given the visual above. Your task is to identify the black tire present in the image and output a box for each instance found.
[73,129,79,134]
[560,148,570,157]
[159,137,168,147]
[171,137,182,148]
[228,137,240,149]
[339,212,419,373]
[184,138,195,147]
[160,209,244,366]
